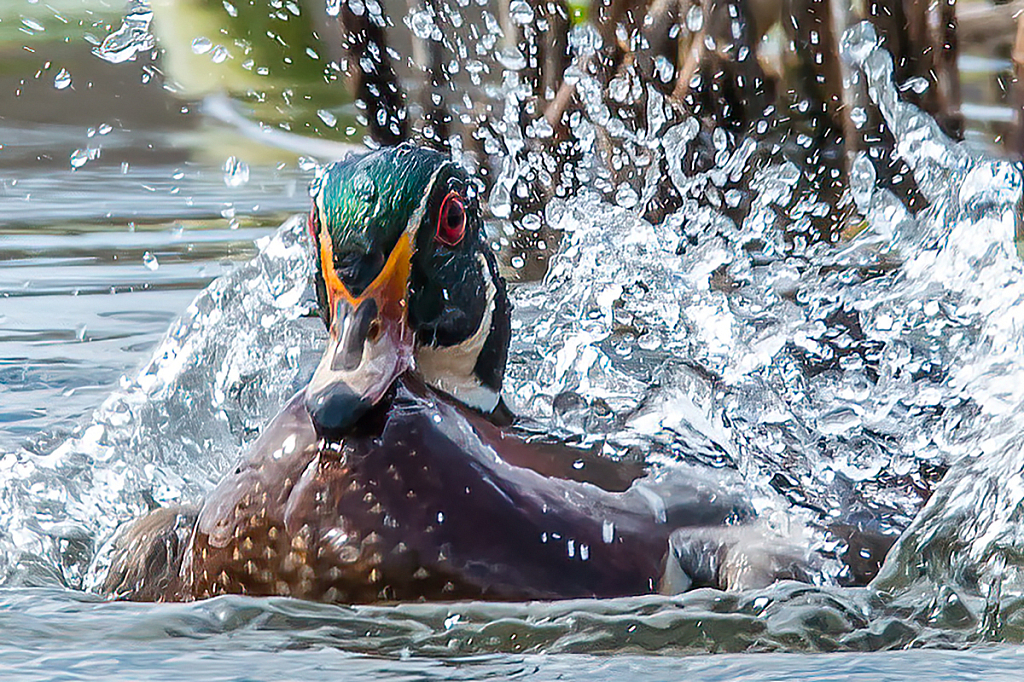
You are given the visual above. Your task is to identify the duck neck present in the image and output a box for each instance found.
[415,290,501,413]
[415,252,509,415]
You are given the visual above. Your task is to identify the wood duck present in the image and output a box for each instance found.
[101,144,760,603]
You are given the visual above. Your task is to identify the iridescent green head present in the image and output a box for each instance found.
[311,145,447,293]
[305,144,511,437]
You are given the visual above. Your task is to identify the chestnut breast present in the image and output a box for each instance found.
[183,379,714,601]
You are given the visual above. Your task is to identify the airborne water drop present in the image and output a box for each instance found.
[223,156,250,187]
[53,68,71,90]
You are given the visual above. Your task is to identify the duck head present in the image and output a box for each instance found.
[305,145,511,437]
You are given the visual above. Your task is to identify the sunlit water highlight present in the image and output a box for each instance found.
[4,9,1024,679]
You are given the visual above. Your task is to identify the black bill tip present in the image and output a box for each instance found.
[305,383,372,438]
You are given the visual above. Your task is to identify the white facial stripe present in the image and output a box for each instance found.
[415,253,499,413]
[314,186,326,226]
[405,162,453,239]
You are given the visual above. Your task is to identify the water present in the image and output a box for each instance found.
[3,590,1023,682]
[5,0,1024,678]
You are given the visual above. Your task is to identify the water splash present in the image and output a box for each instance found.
[0,218,321,590]
[5,5,1024,654]
[505,20,1024,601]
[838,24,1024,622]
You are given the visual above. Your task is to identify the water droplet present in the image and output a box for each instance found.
[521,213,542,230]
[686,5,704,31]
[654,55,675,83]
[94,1,155,64]
[609,76,630,103]
[818,407,862,436]
[223,156,250,187]
[70,148,90,169]
[53,68,71,90]
[223,0,238,17]
[901,76,929,95]
[326,0,341,16]
[408,10,434,39]
[850,152,876,209]
[497,46,526,70]
[143,252,159,271]
[210,45,229,64]
[850,107,867,129]
[509,0,534,25]
[511,255,525,269]
[191,37,212,55]
[317,109,337,127]
[614,185,639,208]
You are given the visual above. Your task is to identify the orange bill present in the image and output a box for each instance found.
[304,226,416,437]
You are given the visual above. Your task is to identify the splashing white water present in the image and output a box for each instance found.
[0,217,322,589]
[1,16,1023,644]
[505,20,1024,594]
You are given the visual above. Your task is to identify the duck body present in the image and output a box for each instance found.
[122,375,749,602]
[102,144,759,603]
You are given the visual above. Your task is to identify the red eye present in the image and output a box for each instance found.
[436,192,466,247]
